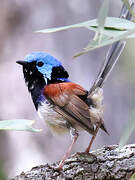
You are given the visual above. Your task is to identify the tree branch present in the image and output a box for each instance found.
[12,144,135,180]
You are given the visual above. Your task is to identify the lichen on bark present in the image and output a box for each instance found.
[12,144,135,180]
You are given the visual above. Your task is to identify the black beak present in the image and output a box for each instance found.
[16,60,28,66]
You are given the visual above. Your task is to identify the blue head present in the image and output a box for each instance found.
[17,52,69,84]
[16,52,69,109]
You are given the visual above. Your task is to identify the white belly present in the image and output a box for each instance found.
[38,102,69,135]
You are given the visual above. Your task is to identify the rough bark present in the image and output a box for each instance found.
[12,144,135,180]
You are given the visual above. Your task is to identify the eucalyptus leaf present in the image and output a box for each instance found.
[0,119,42,132]
[92,0,109,45]
[36,3,135,55]
[36,19,96,33]
[87,25,135,39]
[74,26,135,57]
[37,17,135,56]
[97,0,109,31]
[36,17,135,36]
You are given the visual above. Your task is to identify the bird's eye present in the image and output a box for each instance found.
[37,61,44,67]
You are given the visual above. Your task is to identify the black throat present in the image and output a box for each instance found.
[22,62,45,110]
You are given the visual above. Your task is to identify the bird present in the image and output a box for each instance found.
[16,51,107,169]
[16,3,132,169]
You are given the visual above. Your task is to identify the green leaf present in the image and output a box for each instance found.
[92,0,109,45]
[36,17,135,36]
[36,2,135,56]
[0,119,42,132]
[129,173,135,180]
[119,107,135,148]
[36,17,135,57]
[74,27,135,57]
[97,0,109,31]
[87,23,135,39]
[84,17,135,39]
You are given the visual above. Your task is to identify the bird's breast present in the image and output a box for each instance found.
[38,101,70,135]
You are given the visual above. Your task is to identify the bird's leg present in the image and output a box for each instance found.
[85,123,101,153]
[58,128,79,170]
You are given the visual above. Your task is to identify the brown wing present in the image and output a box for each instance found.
[44,82,95,135]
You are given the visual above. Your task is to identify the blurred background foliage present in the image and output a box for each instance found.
[0,0,135,179]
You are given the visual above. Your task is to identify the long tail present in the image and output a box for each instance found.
[88,2,134,95]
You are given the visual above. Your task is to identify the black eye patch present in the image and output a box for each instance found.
[51,66,69,79]
[37,61,44,67]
